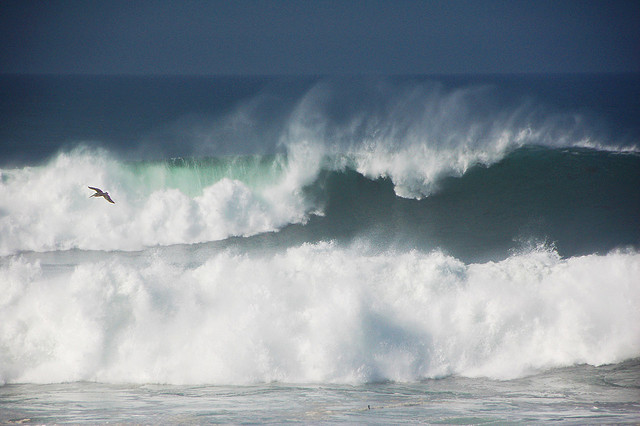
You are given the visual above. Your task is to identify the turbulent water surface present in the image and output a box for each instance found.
[1,74,639,423]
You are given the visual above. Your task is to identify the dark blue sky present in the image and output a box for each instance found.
[1,0,639,75]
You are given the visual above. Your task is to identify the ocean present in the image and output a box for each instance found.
[1,74,639,423]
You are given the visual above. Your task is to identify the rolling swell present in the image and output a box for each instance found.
[0,145,637,257]
[287,146,640,262]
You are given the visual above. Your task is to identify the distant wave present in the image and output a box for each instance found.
[0,144,638,256]
[2,77,638,255]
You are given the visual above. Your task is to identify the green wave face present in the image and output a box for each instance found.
[125,154,288,197]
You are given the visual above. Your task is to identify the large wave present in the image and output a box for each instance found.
[1,78,638,255]
[1,244,638,384]
[1,144,638,256]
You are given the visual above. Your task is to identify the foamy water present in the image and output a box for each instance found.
[2,243,638,385]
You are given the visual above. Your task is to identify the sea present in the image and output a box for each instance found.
[0,73,639,424]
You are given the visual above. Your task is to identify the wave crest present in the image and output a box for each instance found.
[281,80,606,198]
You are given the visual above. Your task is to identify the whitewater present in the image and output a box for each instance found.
[1,74,639,423]
[2,242,640,385]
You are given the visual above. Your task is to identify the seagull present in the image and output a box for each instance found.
[88,186,115,203]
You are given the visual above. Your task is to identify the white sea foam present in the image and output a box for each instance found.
[1,244,638,385]
[0,149,311,255]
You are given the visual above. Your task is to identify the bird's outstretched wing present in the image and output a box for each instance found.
[88,186,102,193]
[104,194,115,204]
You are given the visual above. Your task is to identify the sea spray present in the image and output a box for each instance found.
[280,79,616,198]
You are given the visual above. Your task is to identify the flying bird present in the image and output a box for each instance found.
[88,186,115,203]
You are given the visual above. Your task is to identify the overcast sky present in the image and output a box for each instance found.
[1,0,638,75]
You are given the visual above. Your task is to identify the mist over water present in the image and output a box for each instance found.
[1,74,639,390]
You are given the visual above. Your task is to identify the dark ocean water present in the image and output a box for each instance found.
[1,74,639,422]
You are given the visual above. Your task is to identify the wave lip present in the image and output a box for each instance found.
[1,245,639,385]
[281,79,631,198]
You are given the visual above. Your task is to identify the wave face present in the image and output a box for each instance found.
[308,146,640,261]
[1,146,638,258]
[1,74,640,384]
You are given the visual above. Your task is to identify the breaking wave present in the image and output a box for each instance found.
[1,243,639,384]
